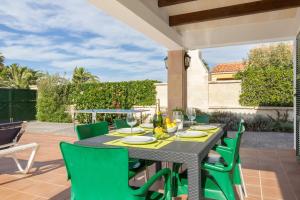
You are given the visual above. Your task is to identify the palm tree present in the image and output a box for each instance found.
[0,64,36,89]
[72,67,99,84]
[0,52,4,69]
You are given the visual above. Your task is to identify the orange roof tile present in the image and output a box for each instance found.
[211,62,245,73]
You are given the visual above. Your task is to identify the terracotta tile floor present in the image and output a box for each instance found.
[0,133,299,200]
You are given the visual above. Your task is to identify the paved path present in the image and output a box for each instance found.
[26,121,76,136]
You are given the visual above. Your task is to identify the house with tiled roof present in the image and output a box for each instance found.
[210,62,245,81]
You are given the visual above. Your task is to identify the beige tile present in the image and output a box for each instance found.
[246,185,261,197]
[262,186,284,199]
[244,176,260,186]
[0,187,17,199]
[20,182,64,198]
[4,192,40,200]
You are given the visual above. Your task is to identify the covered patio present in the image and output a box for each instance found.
[0,124,298,199]
[1,0,300,199]
[89,0,300,155]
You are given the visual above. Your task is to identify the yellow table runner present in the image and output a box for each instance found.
[104,139,172,149]
[167,128,220,142]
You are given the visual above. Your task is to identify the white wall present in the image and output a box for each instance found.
[208,80,241,107]
[187,50,209,110]
[155,83,168,107]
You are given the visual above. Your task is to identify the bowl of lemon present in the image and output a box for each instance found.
[165,117,178,133]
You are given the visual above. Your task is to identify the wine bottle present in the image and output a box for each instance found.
[153,99,163,129]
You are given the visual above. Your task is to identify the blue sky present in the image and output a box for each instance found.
[0,0,279,82]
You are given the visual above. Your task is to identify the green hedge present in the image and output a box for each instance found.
[37,79,157,122]
[70,80,157,109]
[237,66,293,106]
[236,43,293,107]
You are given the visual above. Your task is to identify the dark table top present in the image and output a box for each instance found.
[76,124,225,164]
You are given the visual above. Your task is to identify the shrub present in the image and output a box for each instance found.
[208,111,293,133]
[37,79,158,123]
[36,74,72,123]
[70,80,157,123]
[236,43,293,107]
[209,111,240,130]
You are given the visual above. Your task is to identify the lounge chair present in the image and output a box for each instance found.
[0,121,39,174]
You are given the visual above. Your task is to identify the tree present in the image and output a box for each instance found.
[36,74,71,122]
[72,67,98,84]
[0,64,39,89]
[0,52,4,69]
[236,43,293,106]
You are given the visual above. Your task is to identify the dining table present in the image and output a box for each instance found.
[76,123,226,200]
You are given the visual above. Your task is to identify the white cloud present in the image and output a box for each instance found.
[0,0,167,81]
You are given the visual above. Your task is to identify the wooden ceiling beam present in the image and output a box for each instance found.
[169,0,300,26]
[158,0,197,7]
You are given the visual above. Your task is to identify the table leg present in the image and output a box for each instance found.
[187,156,202,200]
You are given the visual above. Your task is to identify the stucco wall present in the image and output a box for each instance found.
[208,80,242,108]
[155,83,168,107]
[156,80,242,110]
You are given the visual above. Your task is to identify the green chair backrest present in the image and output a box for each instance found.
[113,119,130,129]
[226,119,245,171]
[60,142,129,200]
[195,115,209,123]
[75,121,109,140]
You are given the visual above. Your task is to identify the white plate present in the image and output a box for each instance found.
[190,125,218,131]
[117,127,144,134]
[140,123,153,129]
[121,136,156,145]
[176,131,207,138]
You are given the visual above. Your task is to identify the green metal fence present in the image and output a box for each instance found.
[0,88,37,123]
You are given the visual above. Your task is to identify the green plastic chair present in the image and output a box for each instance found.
[75,121,109,140]
[113,119,130,129]
[195,114,209,124]
[172,120,245,200]
[60,142,172,200]
[75,121,145,179]
[184,115,209,124]
[213,119,247,198]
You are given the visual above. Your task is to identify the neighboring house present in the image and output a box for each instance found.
[155,53,292,120]
[210,62,245,81]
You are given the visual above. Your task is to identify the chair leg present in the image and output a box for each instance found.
[10,143,39,174]
[210,170,236,200]
[239,163,248,198]
[237,185,245,200]
[144,168,149,182]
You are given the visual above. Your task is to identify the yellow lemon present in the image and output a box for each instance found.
[165,117,171,124]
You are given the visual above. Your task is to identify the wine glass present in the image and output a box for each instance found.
[186,107,196,125]
[126,113,137,134]
[173,111,183,130]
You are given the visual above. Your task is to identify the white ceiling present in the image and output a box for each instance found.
[90,0,300,50]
